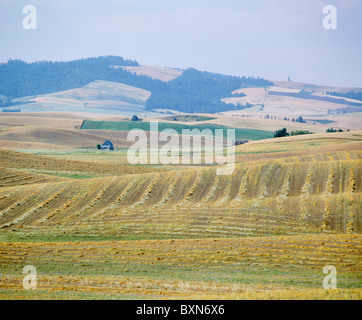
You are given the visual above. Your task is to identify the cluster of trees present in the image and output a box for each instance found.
[231,92,247,97]
[263,115,306,123]
[131,115,142,121]
[264,115,276,119]
[274,128,314,138]
[2,108,21,112]
[326,91,362,102]
[295,116,306,123]
[275,127,350,136]
[145,68,273,114]
[274,128,289,138]
[290,130,313,136]
[282,116,306,122]
[326,128,348,133]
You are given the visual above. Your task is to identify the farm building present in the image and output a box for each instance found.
[100,140,114,150]
[233,139,249,146]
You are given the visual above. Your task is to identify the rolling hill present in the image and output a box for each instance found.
[0,135,361,299]
[222,84,362,117]
[1,141,360,237]
[1,56,361,124]
[12,80,152,115]
[0,56,361,300]
[115,65,183,82]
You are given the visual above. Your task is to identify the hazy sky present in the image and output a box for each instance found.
[1,0,361,87]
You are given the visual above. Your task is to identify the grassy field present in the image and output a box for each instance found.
[116,65,183,82]
[1,234,361,299]
[0,115,361,300]
[160,115,217,122]
[13,80,153,115]
[0,149,158,175]
[23,131,360,168]
[81,120,274,141]
[222,82,362,121]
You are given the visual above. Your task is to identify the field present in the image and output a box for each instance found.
[160,115,217,122]
[115,65,183,82]
[13,80,155,116]
[0,111,361,300]
[221,82,362,130]
[80,120,274,141]
[1,235,361,299]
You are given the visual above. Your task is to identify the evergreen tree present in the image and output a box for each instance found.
[274,128,289,138]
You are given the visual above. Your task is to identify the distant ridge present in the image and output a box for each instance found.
[1,56,362,116]
[0,56,272,114]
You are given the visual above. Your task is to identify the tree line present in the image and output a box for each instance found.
[326,91,362,102]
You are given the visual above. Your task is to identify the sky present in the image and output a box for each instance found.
[1,0,362,87]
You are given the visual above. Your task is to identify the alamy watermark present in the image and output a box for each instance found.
[22,265,37,290]
[126,122,236,175]
[22,5,37,30]
[323,5,337,30]
[323,265,337,289]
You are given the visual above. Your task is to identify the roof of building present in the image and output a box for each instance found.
[101,140,113,146]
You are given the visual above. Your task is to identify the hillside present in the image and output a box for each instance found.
[0,126,131,149]
[0,127,361,299]
[0,56,361,300]
[12,80,152,115]
[0,56,146,99]
[1,56,362,121]
[0,56,272,115]
[222,84,362,117]
[273,81,362,93]
[1,148,360,236]
[0,149,158,176]
[80,119,274,141]
[116,65,183,82]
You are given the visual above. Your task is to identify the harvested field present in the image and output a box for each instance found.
[0,123,360,300]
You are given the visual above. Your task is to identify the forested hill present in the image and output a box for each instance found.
[0,56,273,114]
[0,56,156,99]
[146,68,272,113]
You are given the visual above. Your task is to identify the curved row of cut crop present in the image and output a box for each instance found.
[87,176,144,219]
[70,177,122,222]
[198,174,221,206]
[0,185,36,214]
[153,172,182,208]
[299,161,316,221]
[322,164,335,230]
[0,183,61,228]
[0,155,360,238]
[346,162,357,233]
[275,164,293,214]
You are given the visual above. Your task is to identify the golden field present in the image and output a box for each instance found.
[0,113,361,300]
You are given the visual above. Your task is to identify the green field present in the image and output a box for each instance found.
[81,120,274,141]
[161,115,217,122]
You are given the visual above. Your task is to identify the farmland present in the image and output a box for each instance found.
[0,127,361,299]
[80,120,274,141]
[0,110,361,300]
[116,65,183,82]
[11,80,154,115]
[1,235,361,299]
